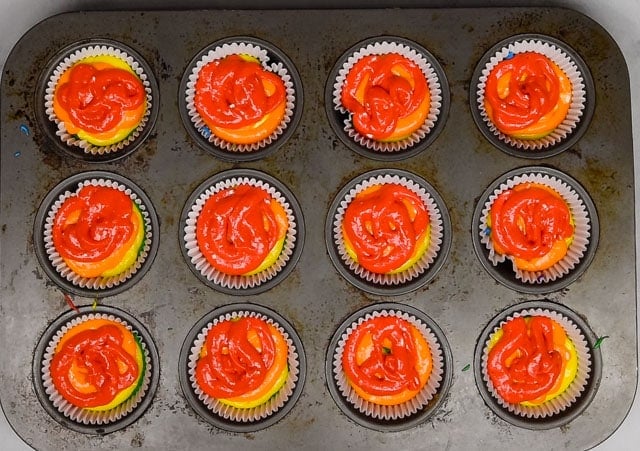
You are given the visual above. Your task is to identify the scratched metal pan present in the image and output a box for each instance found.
[0,7,635,451]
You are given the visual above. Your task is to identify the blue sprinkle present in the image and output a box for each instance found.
[13,151,21,158]
[506,51,515,60]
[19,124,30,136]
[201,126,212,139]
[483,227,491,235]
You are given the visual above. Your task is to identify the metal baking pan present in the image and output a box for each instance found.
[0,7,635,450]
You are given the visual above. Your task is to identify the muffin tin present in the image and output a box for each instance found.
[0,7,635,450]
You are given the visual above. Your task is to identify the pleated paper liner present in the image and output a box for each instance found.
[325,302,453,432]
[471,166,599,294]
[470,33,594,159]
[180,168,305,295]
[33,171,160,298]
[325,168,451,296]
[36,38,159,163]
[325,35,449,161]
[473,300,602,430]
[32,305,160,435]
[179,36,303,162]
[178,303,306,433]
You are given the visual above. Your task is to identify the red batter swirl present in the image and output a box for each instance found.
[484,52,561,133]
[55,63,145,134]
[195,317,276,398]
[487,316,563,404]
[342,316,422,396]
[194,55,286,129]
[52,185,135,262]
[50,324,139,408]
[343,184,429,273]
[490,184,573,261]
[196,185,280,275]
[341,53,428,140]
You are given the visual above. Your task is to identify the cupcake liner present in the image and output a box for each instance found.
[480,308,592,419]
[184,40,296,154]
[475,37,586,151]
[332,173,444,286]
[42,178,153,291]
[40,312,153,426]
[479,171,590,284]
[187,310,300,423]
[44,44,154,156]
[183,175,298,291]
[332,309,444,421]
[332,39,443,153]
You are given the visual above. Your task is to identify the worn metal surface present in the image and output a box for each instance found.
[0,8,635,450]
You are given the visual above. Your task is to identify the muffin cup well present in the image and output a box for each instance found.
[33,171,160,298]
[473,300,602,430]
[180,169,305,295]
[32,305,160,435]
[471,166,599,294]
[325,36,449,161]
[470,34,594,159]
[37,39,159,162]
[326,302,453,431]
[179,36,302,162]
[179,303,306,432]
[326,169,451,296]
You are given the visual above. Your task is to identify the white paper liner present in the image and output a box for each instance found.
[187,310,300,422]
[476,38,586,150]
[183,176,297,290]
[43,178,153,290]
[332,174,443,285]
[332,309,444,420]
[40,313,153,425]
[332,40,443,152]
[184,42,296,152]
[44,45,153,155]
[480,308,592,418]
[478,172,590,284]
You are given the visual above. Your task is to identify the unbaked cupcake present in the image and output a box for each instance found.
[186,308,301,424]
[39,311,154,427]
[330,37,445,154]
[329,170,446,290]
[479,306,592,421]
[332,308,444,422]
[182,169,302,293]
[43,40,155,157]
[40,174,155,293]
[183,38,299,156]
[478,169,592,285]
[474,35,588,152]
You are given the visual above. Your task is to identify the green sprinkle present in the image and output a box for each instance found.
[593,335,609,349]
[462,363,471,372]
[382,346,391,355]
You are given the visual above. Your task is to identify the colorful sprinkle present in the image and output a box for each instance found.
[19,124,30,136]
[462,363,471,372]
[506,51,515,60]
[63,292,79,313]
[593,335,609,349]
